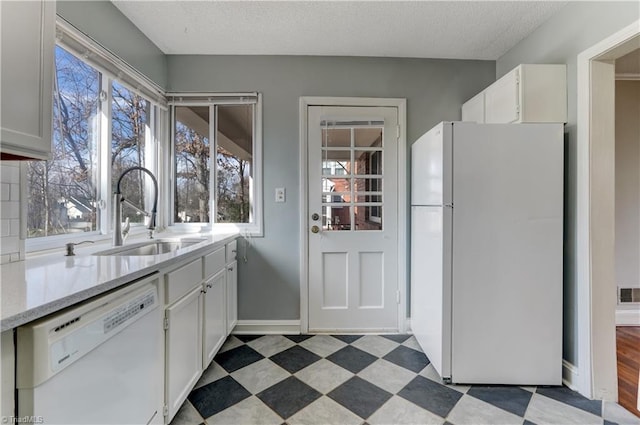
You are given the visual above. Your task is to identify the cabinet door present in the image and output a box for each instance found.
[203,269,226,368]
[165,286,203,422]
[0,0,54,160]
[226,261,238,334]
[484,67,520,124]
[461,92,485,123]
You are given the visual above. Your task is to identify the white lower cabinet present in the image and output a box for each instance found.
[226,260,238,334]
[203,269,227,368]
[164,285,203,421]
[163,239,238,424]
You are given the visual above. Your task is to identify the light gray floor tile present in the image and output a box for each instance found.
[169,400,203,425]
[218,335,243,353]
[194,361,227,389]
[602,401,640,425]
[206,396,283,425]
[231,358,290,394]
[295,358,354,394]
[287,395,363,425]
[299,334,347,357]
[525,393,602,425]
[402,335,423,352]
[368,395,445,425]
[351,335,400,357]
[358,359,417,394]
[247,335,296,357]
[446,394,523,425]
[520,386,536,393]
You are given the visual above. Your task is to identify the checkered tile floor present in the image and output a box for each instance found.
[170,334,640,425]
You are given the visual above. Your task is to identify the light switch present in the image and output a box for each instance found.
[275,187,286,203]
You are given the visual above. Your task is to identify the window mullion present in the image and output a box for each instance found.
[99,75,112,236]
[210,105,217,225]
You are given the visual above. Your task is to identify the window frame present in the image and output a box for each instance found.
[25,18,167,253]
[168,94,263,237]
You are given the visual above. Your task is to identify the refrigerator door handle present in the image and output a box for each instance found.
[444,203,453,208]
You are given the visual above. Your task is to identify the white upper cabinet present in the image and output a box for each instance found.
[461,91,485,123]
[463,64,567,124]
[1,0,55,160]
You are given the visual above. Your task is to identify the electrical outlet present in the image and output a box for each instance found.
[275,187,286,203]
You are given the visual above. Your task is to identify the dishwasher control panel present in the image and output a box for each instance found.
[104,291,155,333]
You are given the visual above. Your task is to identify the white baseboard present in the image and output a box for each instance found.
[616,308,640,326]
[562,359,580,391]
[232,320,301,335]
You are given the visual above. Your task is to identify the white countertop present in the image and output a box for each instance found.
[0,231,238,331]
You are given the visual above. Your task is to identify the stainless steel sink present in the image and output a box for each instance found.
[93,238,206,256]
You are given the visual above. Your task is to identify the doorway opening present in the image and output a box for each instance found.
[576,22,639,409]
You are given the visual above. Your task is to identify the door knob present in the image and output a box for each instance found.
[311,213,320,221]
[311,225,320,234]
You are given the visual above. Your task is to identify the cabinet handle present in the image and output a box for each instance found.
[232,249,237,253]
[206,283,213,289]
[228,266,234,271]
[201,289,207,294]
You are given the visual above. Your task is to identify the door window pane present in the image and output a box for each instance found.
[174,106,210,223]
[354,127,382,147]
[27,46,100,238]
[323,206,351,231]
[321,128,351,148]
[355,205,382,230]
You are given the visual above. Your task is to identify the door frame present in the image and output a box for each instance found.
[299,97,407,334]
[575,20,639,400]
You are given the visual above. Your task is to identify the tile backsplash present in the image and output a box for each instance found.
[1,162,24,264]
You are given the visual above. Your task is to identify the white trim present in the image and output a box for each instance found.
[562,360,580,392]
[576,20,640,399]
[56,17,166,108]
[232,320,301,335]
[615,308,640,326]
[298,96,408,335]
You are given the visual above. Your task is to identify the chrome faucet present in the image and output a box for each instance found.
[113,166,158,246]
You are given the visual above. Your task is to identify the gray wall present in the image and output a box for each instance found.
[497,1,640,365]
[167,55,495,320]
[57,1,167,88]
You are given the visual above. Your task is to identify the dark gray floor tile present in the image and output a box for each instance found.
[603,420,618,425]
[328,376,392,419]
[398,375,462,418]
[326,345,377,373]
[270,345,321,373]
[257,376,321,419]
[523,420,537,425]
[383,345,430,373]
[380,334,411,343]
[188,375,251,418]
[284,334,314,343]
[331,335,364,344]
[536,386,602,417]
[235,334,263,342]
[467,386,533,417]
[215,344,265,372]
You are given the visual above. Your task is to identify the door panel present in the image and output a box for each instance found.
[308,106,398,332]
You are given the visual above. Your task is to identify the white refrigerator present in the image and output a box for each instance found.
[411,121,563,385]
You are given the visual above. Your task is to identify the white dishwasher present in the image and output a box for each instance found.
[16,274,163,425]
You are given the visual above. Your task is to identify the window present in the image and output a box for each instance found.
[26,21,165,249]
[170,96,262,235]
[26,46,100,238]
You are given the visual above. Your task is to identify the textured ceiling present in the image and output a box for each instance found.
[111,1,567,60]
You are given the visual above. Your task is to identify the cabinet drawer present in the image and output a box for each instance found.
[166,259,203,305]
[204,247,226,279]
[226,240,237,263]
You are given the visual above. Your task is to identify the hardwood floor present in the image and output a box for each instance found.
[617,326,640,418]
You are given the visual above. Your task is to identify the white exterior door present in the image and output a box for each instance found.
[307,106,399,332]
